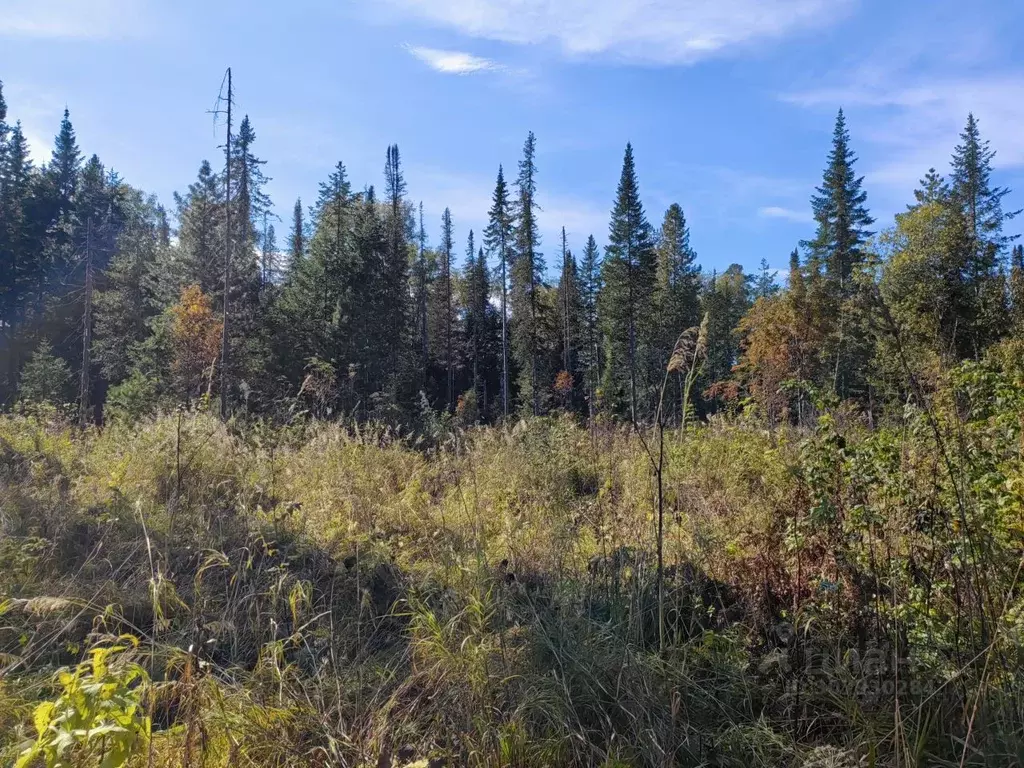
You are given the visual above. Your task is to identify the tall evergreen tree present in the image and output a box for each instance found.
[806,109,874,292]
[600,143,656,421]
[289,198,305,263]
[948,113,1018,355]
[413,202,431,387]
[512,133,544,415]
[272,161,354,403]
[1010,244,1024,336]
[578,234,602,418]
[484,165,514,418]
[173,161,223,298]
[803,109,874,399]
[701,265,750,406]
[439,208,455,412]
[555,229,582,410]
[0,120,34,399]
[654,203,700,361]
[382,144,411,396]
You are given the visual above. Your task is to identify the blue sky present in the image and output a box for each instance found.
[2,0,1023,277]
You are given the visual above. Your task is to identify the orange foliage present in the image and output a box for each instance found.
[734,296,802,424]
[170,285,223,400]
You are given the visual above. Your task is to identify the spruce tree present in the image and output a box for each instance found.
[512,133,544,415]
[382,144,411,395]
[700,265,750,406]
[173,161,224,298]
[289,198,305,263]
[654,203,700,363]
[555,229,582,411]
[413,202,430,387]
[806,109,874,291]
[600,143,656,421]
[439,208,455,412]
[94,191,163,385]
[50,108,81,208]
[578,234,602,418]
[272,161,353,402]
[0,120,33,399]
[1011,244,1024,336]
[949,113,1018,354]
[803,109,874,399]
[484,165,514,417]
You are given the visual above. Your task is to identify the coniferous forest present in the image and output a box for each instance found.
[2,74,1024,767]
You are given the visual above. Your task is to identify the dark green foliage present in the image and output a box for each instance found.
[599,143,656,421]
[484,165,514,418]
[511,133,545,415]
[0,78,1022,444]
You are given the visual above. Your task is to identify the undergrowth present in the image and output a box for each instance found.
[1,361,1023,766]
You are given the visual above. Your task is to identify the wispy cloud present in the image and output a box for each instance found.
[0,0,146,39]
[379,0,854,65]
[786,73,1024,199]
[758,205,811,223]
[405,45,502,75]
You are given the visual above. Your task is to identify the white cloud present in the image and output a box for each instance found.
[0,0,146,39]
[758,205,811,223]
[405,45,503,74]
[379,0,853,64]
[785,72,1024,197]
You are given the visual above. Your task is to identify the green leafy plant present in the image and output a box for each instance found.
[16,639,151,768]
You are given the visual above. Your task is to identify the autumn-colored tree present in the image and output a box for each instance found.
[170,285,223,402]
[734,296,801,426]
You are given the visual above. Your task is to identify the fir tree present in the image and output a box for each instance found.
[600,143,656,421]
[512,133,544,415]
[484,165,514,417]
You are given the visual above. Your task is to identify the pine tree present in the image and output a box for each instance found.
[484,165,514,417]
[600,143,656,421]
[512,133,544,415]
